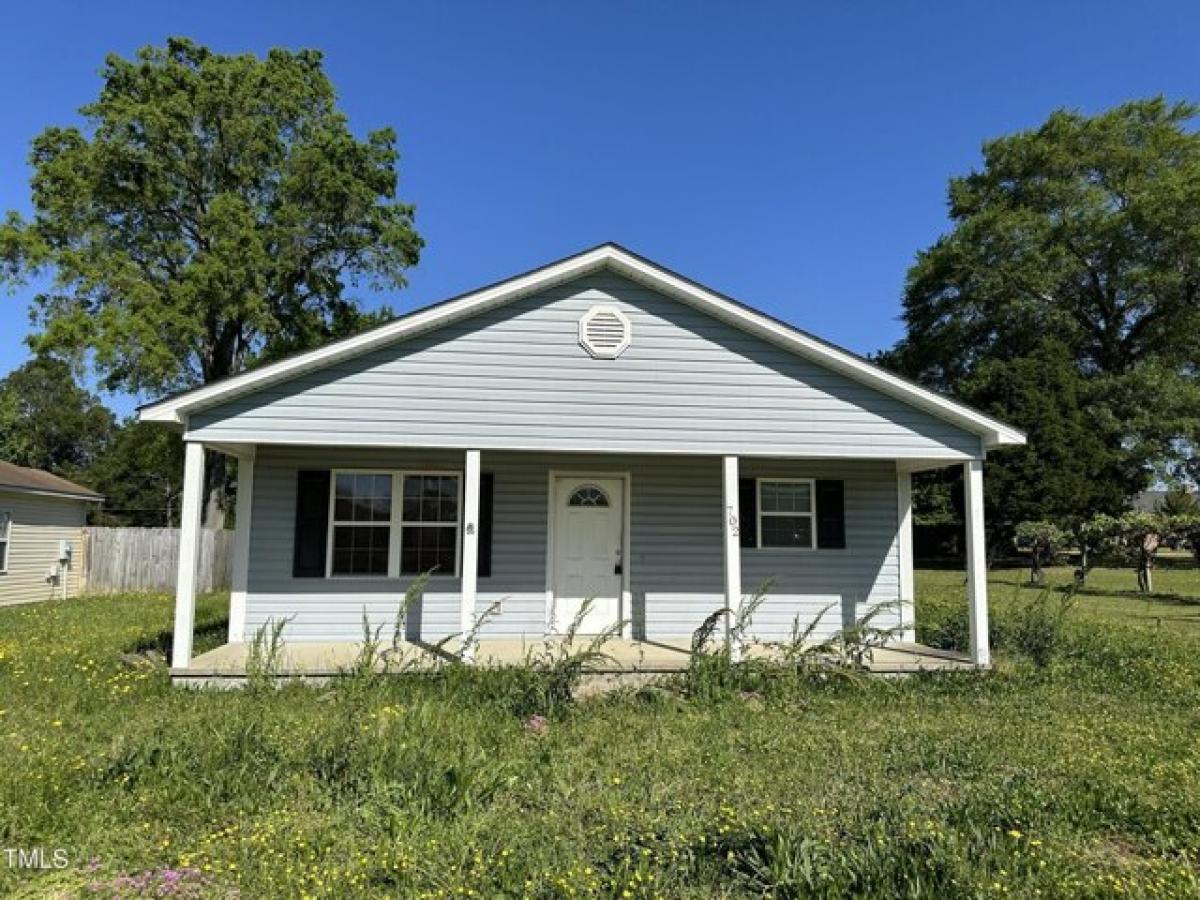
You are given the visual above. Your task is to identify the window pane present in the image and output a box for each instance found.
[402,475,459,523]
[760,481,811,514]
[331,525,390,575]
[761,515,813,548]
[374,474,392,499]
[333,472,391,522]
[569,486,610,507]
[436,477,458,521]
[400,525,458,575]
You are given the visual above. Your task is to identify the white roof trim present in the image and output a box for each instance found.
[0,484,104,502]
[139,244,1025,449]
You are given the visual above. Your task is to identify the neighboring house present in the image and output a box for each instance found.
[140,244,1024,673]
[1131,490,1168,513]
[0,461,103,606]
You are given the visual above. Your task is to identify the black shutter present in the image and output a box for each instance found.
[478,472,494,578]
[293,470,331,577]
[816,479,846,549]
[738,477,757,548]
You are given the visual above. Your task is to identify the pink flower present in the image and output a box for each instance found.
[523,714,548,734]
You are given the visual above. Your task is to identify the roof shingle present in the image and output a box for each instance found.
[0,461,104,500]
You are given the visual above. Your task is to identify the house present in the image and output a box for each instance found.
[139,244,1024,677]
[1130,489,1197,513]
[0,461,103,606]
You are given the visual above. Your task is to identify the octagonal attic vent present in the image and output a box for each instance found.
[578,305,632,359]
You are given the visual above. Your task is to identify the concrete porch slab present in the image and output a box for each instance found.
[172,637,975,685]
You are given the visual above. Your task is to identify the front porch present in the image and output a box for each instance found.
[168,442,994,680]
[172,636,976,686]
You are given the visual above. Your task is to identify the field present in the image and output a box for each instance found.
[1,567,1199,898]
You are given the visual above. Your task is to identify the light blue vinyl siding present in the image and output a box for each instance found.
[242,447,899,644]
[191,273,980,460]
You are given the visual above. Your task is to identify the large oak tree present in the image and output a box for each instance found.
[1,37,422,521]
[886,98,1200,537]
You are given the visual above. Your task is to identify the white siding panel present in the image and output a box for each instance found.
[190,273,980,459]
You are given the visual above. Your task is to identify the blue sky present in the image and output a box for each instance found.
[2,1,1198,416]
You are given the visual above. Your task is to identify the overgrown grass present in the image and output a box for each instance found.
[2,570,1199,897]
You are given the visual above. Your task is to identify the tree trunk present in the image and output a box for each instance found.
[1075,543,1089,586]
[203,449,227,529]
[1136,554,1152,593]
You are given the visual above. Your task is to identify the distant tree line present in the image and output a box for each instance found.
[0,357,183,526]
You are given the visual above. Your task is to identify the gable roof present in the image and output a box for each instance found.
[139,243,1025,449]
[0,461,104,501]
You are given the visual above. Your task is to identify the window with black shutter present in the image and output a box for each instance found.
[745,477,847,550]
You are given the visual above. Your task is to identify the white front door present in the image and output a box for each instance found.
[551,476,624,634]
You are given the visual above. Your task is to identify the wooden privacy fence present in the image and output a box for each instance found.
[82,527,234,594]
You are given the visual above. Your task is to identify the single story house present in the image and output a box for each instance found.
[0,461,103,606]
[140,244,1023,676]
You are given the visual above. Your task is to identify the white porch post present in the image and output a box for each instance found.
[460,450,481,661]
[172,442,206,670]
[896,466,916,643]
[964,458,990,667]
[227,450,255,643]
[722,455,743,662]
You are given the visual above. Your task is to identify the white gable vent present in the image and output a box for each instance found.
[578,305,632,359]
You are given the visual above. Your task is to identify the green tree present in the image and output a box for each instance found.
[1157,486,1199,517]
[967,340,1137,535]
[1014,520,1068,586]
[887,98,1200,531]
[1,37,422,521]
[84,421,184,527]
[0,357,114,476]
[1082,510,1178,593]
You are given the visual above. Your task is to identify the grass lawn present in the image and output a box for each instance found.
[2,568,1199,898]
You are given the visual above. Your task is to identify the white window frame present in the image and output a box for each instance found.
[0,510,10,574]
[325,469,463,580]
[397,470,463,579]
[757,478,817,551]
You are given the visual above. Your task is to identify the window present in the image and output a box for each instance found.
[568,485,610,507]
[758,479,816,549]
[400,474,461,575]
[0,511,10,573]
[330,473,392,576]
[327,471,463,577]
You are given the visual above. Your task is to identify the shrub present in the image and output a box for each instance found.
[1002,587,1077,668]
